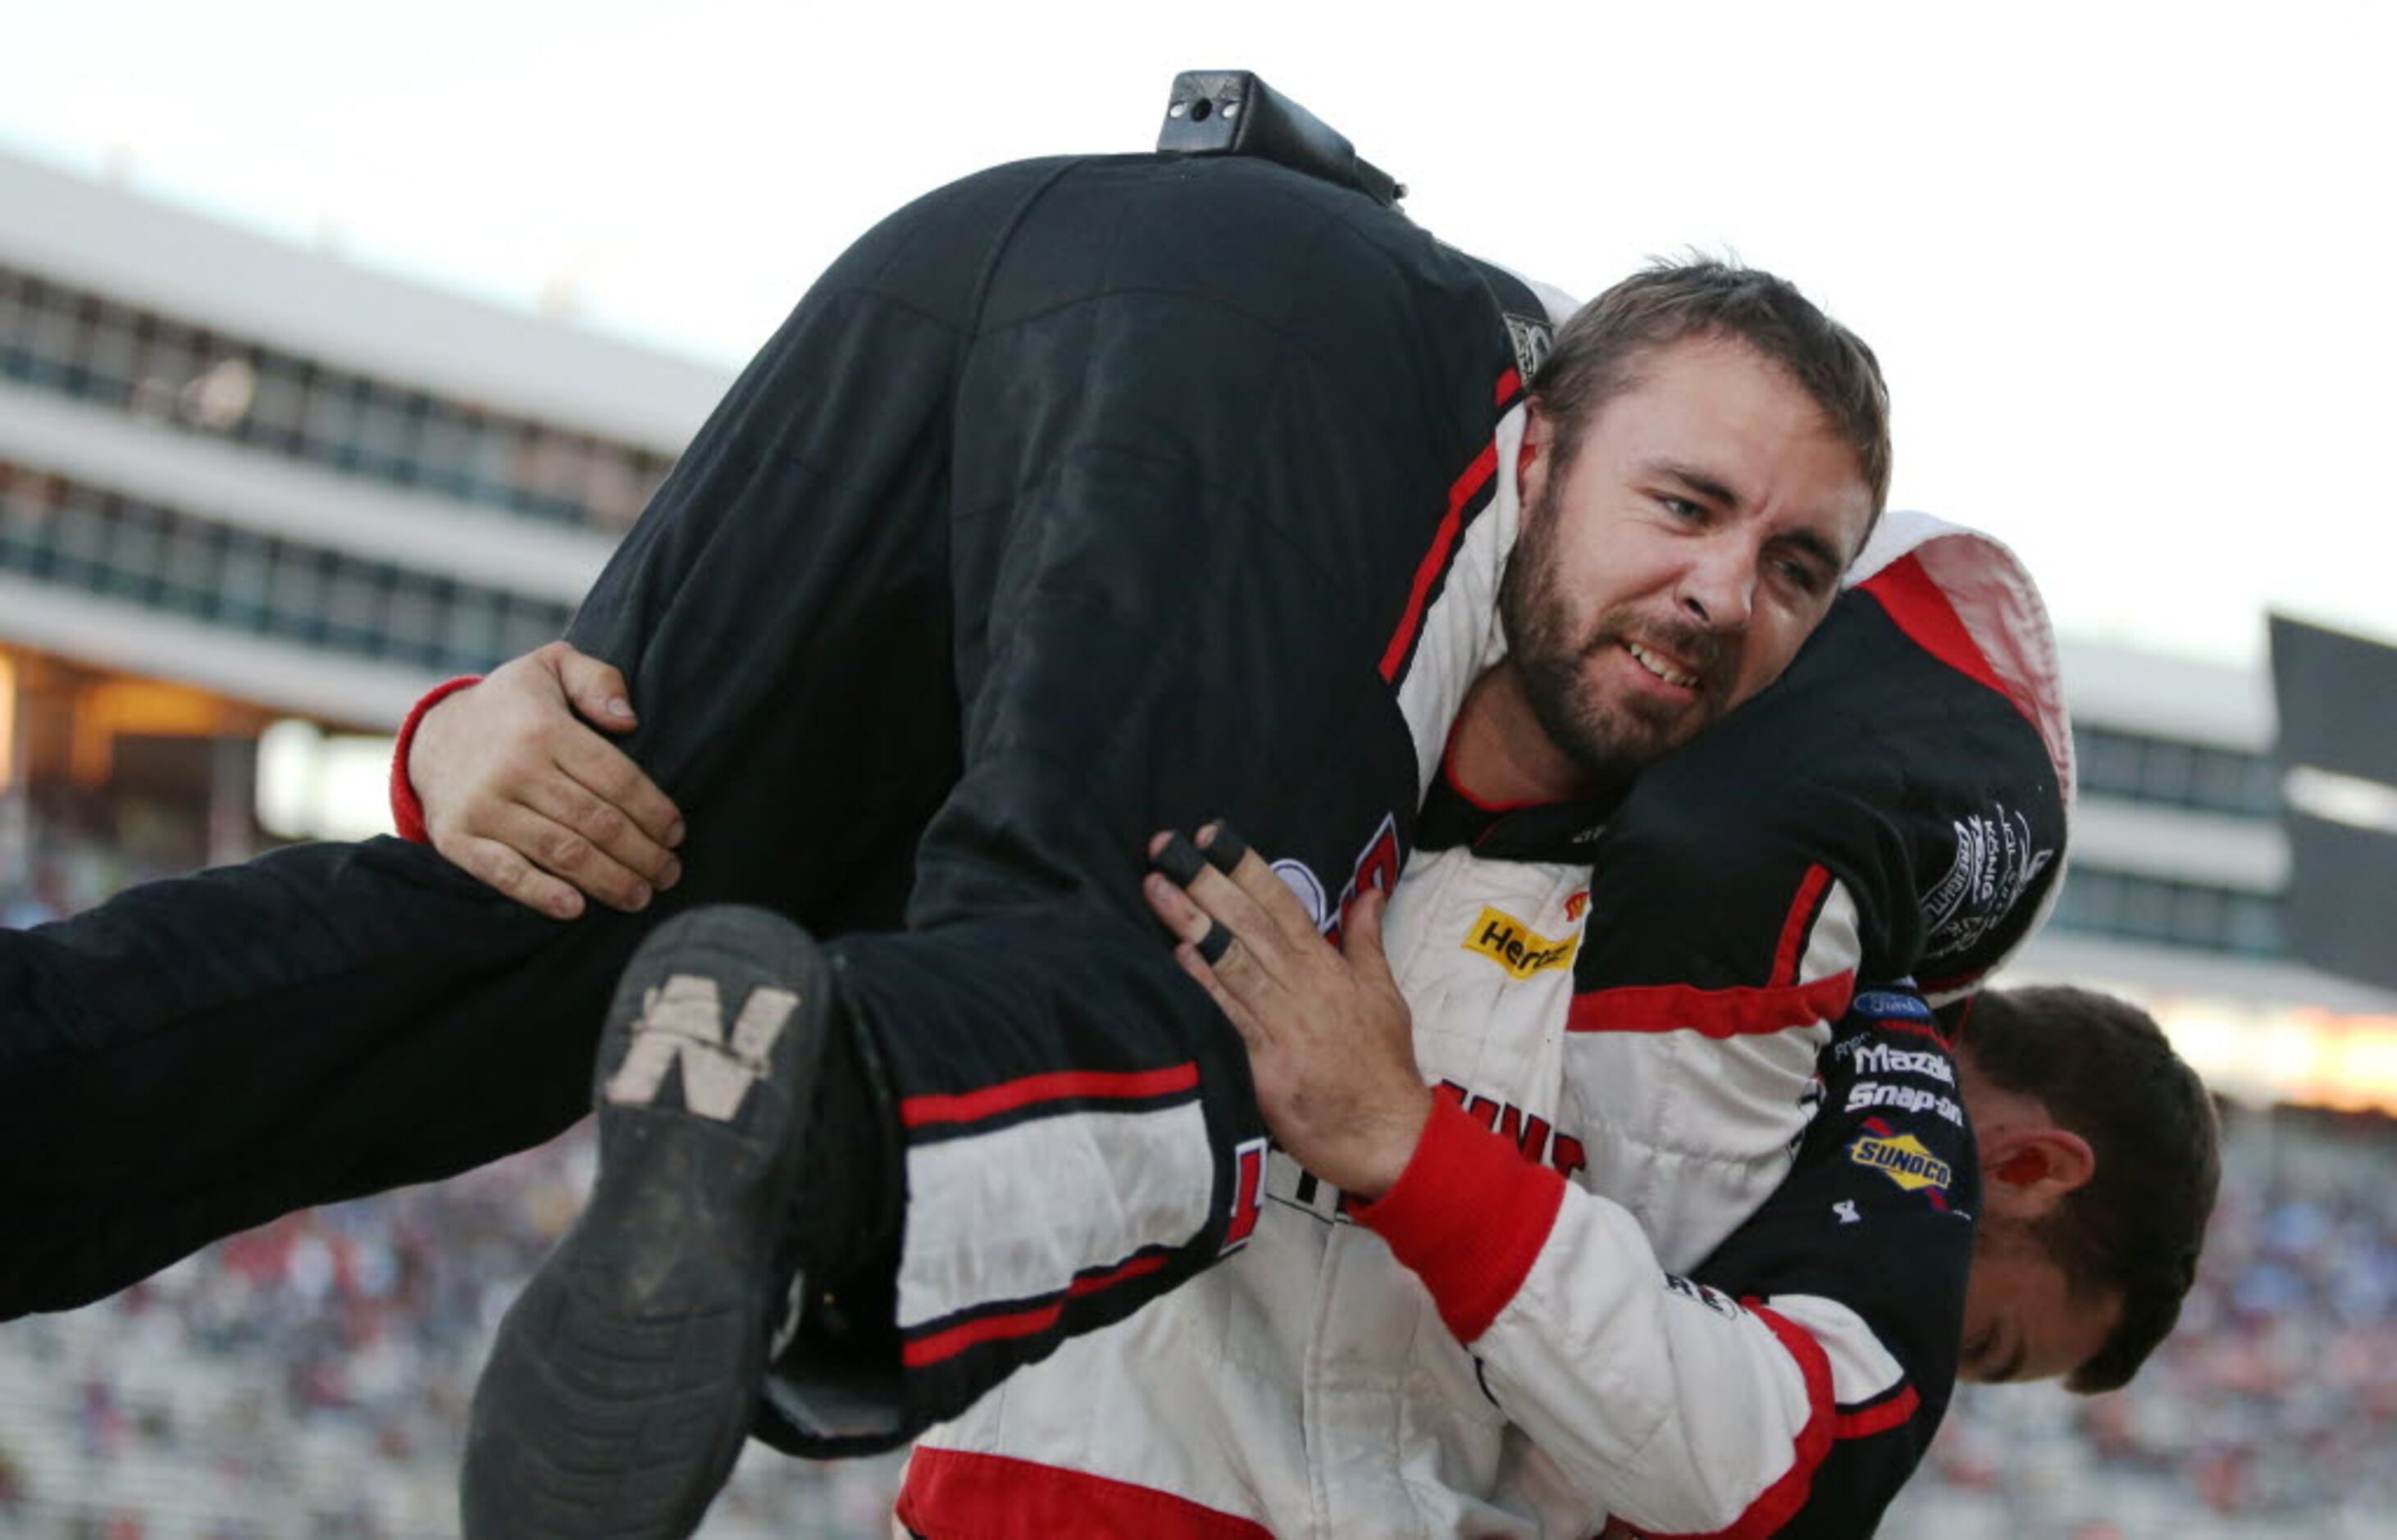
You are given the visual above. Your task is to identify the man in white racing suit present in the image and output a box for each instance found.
[901,512,2219,1537]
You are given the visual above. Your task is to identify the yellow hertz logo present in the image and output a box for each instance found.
[1848,1133,1953,1193]
[1464,907,1578,980]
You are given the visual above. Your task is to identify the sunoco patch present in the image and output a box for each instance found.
[1847,1132,1953,1194]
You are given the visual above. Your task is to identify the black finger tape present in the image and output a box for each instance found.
[1201,822,1251,875]
[1196,921,1235,965]
[1152,833,1207,887]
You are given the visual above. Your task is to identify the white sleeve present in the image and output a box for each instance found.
[1353,1075,1966,1538]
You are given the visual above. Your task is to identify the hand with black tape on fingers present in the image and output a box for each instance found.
[410,640,686,919]
[1144,821,1432,1201]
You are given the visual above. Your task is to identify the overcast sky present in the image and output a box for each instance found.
[5,1,2390,665]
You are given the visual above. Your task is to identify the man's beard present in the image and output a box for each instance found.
[1497,479,1734,797]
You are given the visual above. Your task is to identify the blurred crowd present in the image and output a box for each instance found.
[0,1129,905,1538]
[0,806,904,1538]
[1895,1103,2397,1537]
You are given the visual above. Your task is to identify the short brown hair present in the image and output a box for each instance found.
[1533,259,1893,513]
[1962,985,2222,1393]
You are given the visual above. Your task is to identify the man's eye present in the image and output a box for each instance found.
[1775,557,1825,593]
[1660,495,1704,522]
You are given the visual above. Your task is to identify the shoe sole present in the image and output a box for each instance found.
[461,905,830,1538]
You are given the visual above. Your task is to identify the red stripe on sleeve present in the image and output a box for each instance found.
[387,675,482,843]
[899,1251,1169,1368]
[1834,1383,1921,1440]
[899,1447,1273,1540]
[1496,366,1523,406]
[1379,433,1502,684]
[900,1299,1063,1369]
[900,1062,1200,1129]
[1634,1304,1837,1540]
[1568,973,1855,1038]
[1767,863,1833,989]
[1349,1096,1565,1343]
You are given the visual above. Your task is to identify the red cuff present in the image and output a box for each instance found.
[1350,1094,1566,1343]
[389,676,481,843]
[899,1448,1272,1540]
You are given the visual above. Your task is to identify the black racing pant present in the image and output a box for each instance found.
[0,154,1519,1444]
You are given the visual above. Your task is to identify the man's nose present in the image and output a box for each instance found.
[1676,539,1757,630]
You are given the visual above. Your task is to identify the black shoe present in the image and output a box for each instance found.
[462,905,832,1538]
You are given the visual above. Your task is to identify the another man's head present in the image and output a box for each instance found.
[1503,262,1890,795]
[1953,984,2222,1392]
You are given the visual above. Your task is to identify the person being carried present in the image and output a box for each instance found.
[3,156,1880,1538]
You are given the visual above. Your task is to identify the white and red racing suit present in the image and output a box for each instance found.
[897,512,2074,1538]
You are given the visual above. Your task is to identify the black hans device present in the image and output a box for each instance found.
[1155,70,1406,208]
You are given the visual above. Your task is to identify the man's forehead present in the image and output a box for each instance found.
[1600,337,1862,464]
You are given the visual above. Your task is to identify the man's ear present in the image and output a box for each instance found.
[1979,1125,2096,1222]
[1518,401,1552,507]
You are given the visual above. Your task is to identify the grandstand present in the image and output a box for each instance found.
[3,144,2393,1535]
[0,1134,909,1538]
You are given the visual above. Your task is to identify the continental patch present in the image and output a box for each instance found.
[1848,1132,1953,1194]
[1463,906,1577,979]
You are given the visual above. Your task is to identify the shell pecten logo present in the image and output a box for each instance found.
[1845,1132,1953,1194]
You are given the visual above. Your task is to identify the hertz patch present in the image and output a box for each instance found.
[1462,907,1577,980]
[1847,1133,1953,1194]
